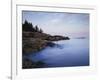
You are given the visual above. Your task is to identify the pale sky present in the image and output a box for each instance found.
[22,11,89,38]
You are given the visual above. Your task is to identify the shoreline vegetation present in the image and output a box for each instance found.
[22,20,70,69]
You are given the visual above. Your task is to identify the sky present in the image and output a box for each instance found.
[22,11,89,38]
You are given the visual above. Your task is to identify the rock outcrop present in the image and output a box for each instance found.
[22,58,45,69]
[22,20,70,68]
[23,31,70,54]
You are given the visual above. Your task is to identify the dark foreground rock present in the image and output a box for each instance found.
[22,58,45,69]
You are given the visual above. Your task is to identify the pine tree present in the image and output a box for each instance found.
[39,28,43,33]
[22,20,44,33]
[22,20,34,32]
[35,25,39,32]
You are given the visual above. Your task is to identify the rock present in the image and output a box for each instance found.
[46,35,70,41]
[23,38,56,54]
[23,38,46,54]
[22,31,70,54]
[22,58,45,69]
[46,41,55,47]
[23,31,70,41]
[22,58,34,69]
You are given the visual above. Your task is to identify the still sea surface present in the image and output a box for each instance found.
[25,38,89,67]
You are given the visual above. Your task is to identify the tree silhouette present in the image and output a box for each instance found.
[22,20,44,33]
[22,20,35,32]
[35,25,39,32]
[39,28,43,33]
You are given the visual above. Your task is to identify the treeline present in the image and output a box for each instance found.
[22,20,43,33]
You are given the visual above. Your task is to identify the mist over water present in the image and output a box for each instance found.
[26,39,89,67]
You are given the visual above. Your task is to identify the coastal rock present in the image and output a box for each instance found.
[23,38,56,54]
[22,29,70,54]
[22,58,45,69]
[46,35,70,41]
[23,31,70,41]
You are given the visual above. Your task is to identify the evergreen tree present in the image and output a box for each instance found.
[39,28,43,33]
[22,20,34,32]
[22,20,44,33]
[35,25,39,32]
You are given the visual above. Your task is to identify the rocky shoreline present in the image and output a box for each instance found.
[22,20,70,69]
[22,58,45,69]
[23,31,70,54]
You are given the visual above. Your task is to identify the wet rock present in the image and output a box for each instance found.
[22,58,45,69]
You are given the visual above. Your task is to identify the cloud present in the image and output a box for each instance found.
[22,11,89,38]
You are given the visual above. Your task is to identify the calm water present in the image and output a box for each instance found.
[26,39,89,67]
